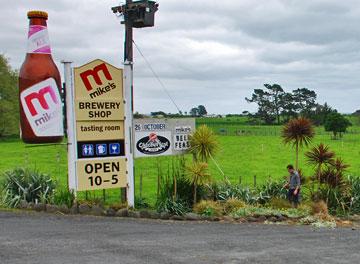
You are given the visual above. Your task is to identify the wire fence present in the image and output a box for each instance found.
[197,121,360,137]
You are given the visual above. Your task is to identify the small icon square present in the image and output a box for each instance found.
[109,143,121,155]
[82,144,94,156]
[96,144,107,155]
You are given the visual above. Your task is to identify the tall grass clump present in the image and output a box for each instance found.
[1,168,56,207]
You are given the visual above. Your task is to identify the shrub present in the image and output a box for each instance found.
[193,200,222,216]
[216,183,272,204]
[223,198,246,215]
[52,188,75,208]
[257,180,288,201]
[311,200,328,216]
[267,198,291,209]
[216,183,260,204]
[156,197,189,216]
[135,197,150,209]
[348,176,360,214]
[186,162,211,204]
[109,202,128,211]
[1,168,55,208]
[233,206,310,219]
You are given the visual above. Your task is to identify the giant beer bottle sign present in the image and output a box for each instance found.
[73,59,127,191]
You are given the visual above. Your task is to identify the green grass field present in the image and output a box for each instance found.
[1,118,360,205]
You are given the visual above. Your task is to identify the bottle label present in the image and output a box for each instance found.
[27,25,51,54]
[20,78,64,137]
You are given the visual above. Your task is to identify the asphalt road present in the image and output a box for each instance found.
[0,210,359,264]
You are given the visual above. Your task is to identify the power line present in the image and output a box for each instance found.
[132,40,182,114]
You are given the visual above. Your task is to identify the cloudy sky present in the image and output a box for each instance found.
[1,0,360,114]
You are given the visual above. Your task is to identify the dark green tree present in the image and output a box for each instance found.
[189,107,199,117]
[307,103,335,126]
[246,84,285,125]
[324,112,352,139]
[197,105,207,116]
[150,111,168,117]
[0,55,19,137]
[280,92,297,122]
[292,88,317,116]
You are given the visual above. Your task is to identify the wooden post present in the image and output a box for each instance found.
[253,175,257,187]
[139,172,143,201]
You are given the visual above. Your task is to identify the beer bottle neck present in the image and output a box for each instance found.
[27,18,51,54]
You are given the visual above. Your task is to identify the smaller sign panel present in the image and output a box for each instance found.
[76,157,127,191]
[76,121,124,141]
[174,126,191,151]
[77,140,125,159]
[135,131,172,157]
[133,118,195,157]
[75,99,124,121]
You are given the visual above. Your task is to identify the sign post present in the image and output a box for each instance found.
[124,61,135,206]
[62,60,77,194]
[72,59,129,197]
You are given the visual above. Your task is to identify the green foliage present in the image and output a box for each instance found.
[189,105,207,117]
[348,175,360,214]
[0,55,19,137]
[188,125,218,162]
[246,85,319,125]
[267,198,292,209]
[223,198,246,214]
[308,103,336,126]
[156,197,189,215]
[155,156,191,214]
[1,168,56,207]
[193,200,222,216]
[135,197,150,209]
[257,180,288,200]
[232,206,310,218]
[52,188,75,208]
[186,162,211,204]
[324,112,352,139]
[215,183,269,204]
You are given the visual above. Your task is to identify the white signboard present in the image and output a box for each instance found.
[134,118,195,158]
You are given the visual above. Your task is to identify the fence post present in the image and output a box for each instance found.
[239,175,242,185]
[139,172,143,201]
[253,175,257,187]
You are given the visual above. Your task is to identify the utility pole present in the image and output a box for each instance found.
[122,0,133,204]
[125,0,133,65]
[112,0,159,205]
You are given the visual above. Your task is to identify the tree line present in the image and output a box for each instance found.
[246,84,338,126]
[0,55,18,137]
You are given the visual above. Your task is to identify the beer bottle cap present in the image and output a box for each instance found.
[27,10,48,19]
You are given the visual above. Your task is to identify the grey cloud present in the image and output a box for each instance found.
[1,0,360,114]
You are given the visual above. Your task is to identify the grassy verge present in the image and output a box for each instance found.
[1,124,360,205]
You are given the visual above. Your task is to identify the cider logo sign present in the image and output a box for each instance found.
[20,78,63,137]
[79,63,116,99]
[136,133,170,155]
